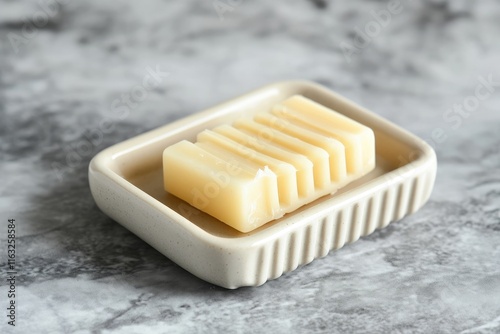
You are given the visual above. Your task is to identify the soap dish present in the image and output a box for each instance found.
[89,81,437,289]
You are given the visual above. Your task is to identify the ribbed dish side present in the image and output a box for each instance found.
[248,167,433,286]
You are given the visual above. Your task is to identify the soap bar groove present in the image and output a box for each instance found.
[197,129,299,206]
[254,112,348,183]
[233,119,331,189]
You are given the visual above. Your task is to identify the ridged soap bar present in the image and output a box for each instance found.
[163,95,376,232]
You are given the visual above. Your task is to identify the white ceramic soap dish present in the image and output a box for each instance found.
[89,81,437,289]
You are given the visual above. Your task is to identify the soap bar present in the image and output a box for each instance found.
[163,95,376,232]
[163,140,280,232]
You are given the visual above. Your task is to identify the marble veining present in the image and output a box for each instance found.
[0,0,499,333]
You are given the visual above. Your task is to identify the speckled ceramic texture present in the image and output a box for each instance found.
[88,81,437,288]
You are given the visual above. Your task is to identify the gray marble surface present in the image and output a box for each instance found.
[1,0,499,333]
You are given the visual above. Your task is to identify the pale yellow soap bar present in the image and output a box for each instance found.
[163,95,376,232]
[163,140,280,232]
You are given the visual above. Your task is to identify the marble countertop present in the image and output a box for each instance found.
[1,0,499,333]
